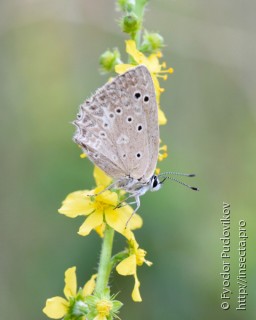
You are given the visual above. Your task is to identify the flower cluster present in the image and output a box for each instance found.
[43,267,97,319]
[44,0,172,319]
[43,267,122,320]
[58,167,142,238]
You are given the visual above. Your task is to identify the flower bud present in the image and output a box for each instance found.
[99,48,121,73]
[96,299,113,316]
[117,0,135,12]
[85,289,123,319]
[121,13,140,35]
[72,300,88,317]
[140,31,164,53]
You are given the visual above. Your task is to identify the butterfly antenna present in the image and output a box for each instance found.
[160,177,199,191]
[158,171,196,177]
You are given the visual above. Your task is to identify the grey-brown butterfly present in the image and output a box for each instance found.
[73,65,198,223]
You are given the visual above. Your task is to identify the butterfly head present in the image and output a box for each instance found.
[150,175,162,192]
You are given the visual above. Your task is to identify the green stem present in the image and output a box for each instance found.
[95,225,115,294]
[133,0,148,46]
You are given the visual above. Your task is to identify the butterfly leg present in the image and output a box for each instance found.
[125,195,141,228]
[115,200,137,209]
[88,180,118,197]
[114,194,135,209]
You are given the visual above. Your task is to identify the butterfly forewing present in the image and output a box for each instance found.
[73,65,159,181]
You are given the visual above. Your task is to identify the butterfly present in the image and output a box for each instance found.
[73,65,198,222]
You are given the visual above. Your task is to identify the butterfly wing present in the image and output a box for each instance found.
[73,65,159,181]
[132,65,159,180]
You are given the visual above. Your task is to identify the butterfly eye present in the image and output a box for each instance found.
[77,113,82,119]
[144,96,149,102]
[153,177,158,188]
[151,175,161,190]
[134,92,141,99]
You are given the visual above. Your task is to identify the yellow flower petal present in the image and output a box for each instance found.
[105,205,142,235]
[43,296,68,319]
[132,274,142,302]
[151,74,161,104]
[104,207,128,234]
[155,168,160,175]
[121,228,135,240]
[115,63,134,74]
[94,223,106,238]
[80,153,87,158]
[118,206,143,230]
[116,254,137,276]
[96,190,118,206]
[64,267,77,298]
[126,40,145,64]
[94,166,112,188]
[58,191,94,217]
[94,315,107,320]
[147,54,161,73]
[129,213,143,230]
[78,211,103,236]
[125,40,162,73]
[82,274,97,296]
[158,107,167,125]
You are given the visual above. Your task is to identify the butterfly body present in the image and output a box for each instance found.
[114,174,161,195]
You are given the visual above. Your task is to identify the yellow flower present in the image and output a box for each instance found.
[158,143,168,161]
[43,267,96,319]
[116,234,152,302]
[80,153,87,159]
[59,166,143,237]
[95,299,113,320]
[115,39,173,125]
[85,288,123,320]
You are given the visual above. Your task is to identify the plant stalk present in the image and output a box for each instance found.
[95,225,115,294]
[133,0,148,46]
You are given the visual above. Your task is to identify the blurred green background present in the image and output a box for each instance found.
[1,0,255,319]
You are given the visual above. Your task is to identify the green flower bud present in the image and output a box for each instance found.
[99,48,121,74]
[117,0,135,12]
[121,12,140,35]
[140,31,164,53]
[72,300,88,317]
[85,291,123,320]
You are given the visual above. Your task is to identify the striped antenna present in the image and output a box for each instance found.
[158,171,196,177]
[160,177,199,191]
